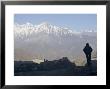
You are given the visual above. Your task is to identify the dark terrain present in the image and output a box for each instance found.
[14,57,97,76]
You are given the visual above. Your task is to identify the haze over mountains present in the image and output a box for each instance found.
[14,22,97,62]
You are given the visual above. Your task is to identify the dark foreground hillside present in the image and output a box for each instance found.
[14,57,97,76]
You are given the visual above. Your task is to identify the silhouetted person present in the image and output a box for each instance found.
[83,43,93,66]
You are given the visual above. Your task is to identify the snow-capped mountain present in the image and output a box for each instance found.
[14,22,97,61]
[14,22,81,39]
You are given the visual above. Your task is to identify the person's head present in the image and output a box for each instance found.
[86,43,89,46]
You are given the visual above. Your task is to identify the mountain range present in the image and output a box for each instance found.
[14,22,97,62]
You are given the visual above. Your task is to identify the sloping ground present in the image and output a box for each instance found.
[14,59,97,76]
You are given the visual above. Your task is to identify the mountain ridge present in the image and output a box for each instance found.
[14,22,96,39]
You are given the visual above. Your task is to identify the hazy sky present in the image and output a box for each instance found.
[14,14,97,31]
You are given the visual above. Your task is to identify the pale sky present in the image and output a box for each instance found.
[14,14,97,31]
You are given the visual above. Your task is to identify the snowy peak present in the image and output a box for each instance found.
[14,22,96,39]
[36,22,63,32]
[37,22,70,35]
[38,22,50,27]
[14,22,78,37]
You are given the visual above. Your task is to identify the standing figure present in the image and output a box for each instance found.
[83,43,93,66]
